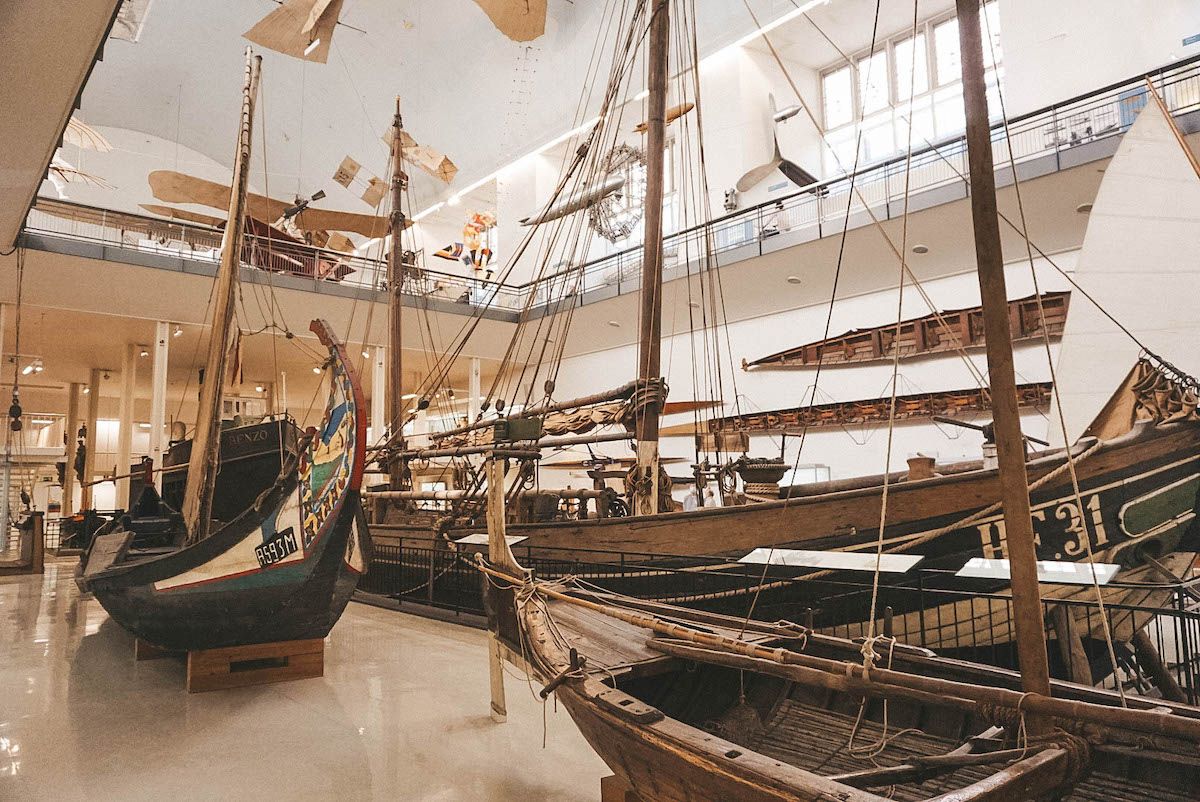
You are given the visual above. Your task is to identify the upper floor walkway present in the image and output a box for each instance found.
[18,54,1200,323]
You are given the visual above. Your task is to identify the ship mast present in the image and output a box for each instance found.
[387,99,408,487]
[955,0,1052,706]
[182,48,262,543]
[633,0,670,516]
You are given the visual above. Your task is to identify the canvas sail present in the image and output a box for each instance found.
[1051,93,1200,443]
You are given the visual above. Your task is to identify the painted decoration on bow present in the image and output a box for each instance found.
[299,358,356,549]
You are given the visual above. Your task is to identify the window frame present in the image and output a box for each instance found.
[816,3,1002,172]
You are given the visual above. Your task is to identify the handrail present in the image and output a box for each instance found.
[20,53,1200,314]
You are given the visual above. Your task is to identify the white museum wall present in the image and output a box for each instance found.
[998,0,1200,117]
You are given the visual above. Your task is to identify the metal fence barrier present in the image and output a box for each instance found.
[356,538,1200,704]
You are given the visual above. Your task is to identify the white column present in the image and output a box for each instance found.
[372,345,387,443]
[62,383,82,515]
[116,343,137,506]
[468,357,481,423]
[81,368,101,510]
[149,321,169,488]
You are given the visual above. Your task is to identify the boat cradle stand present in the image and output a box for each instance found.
[134,637,325,693]
[601,774,643,802]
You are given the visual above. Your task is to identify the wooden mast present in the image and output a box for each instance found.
[633,0,669,516]
[182,48,262,544]
[387,97,407,487]
[955,0,1052,703]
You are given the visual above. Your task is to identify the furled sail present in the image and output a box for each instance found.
[1051,91,1200,442]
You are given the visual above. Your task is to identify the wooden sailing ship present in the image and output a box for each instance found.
[76,50,371,652]
[478,3,1200,798]
[370,31,1200,667]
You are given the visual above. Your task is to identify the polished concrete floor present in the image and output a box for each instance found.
[0,559,609,800]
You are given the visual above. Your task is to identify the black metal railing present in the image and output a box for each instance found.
[357,538,1200,703]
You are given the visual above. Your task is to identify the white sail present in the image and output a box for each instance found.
[1051,93,1200,442]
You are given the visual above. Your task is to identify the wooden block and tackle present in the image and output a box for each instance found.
[186,638,324,693]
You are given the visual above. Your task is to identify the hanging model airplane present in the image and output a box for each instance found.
[147,170,393,238]
[736,93,821,193]
[519,174,625,226]
[632,101,695,134]
[243,0,344,64]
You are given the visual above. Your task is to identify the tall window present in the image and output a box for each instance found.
[822,66,854,129]
[819,2,1003,174]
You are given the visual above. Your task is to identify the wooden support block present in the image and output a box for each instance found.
[135,638,175,661]
[186,638,324,693]
[600,775,642,802]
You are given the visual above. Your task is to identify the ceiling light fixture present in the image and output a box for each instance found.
[688,300,701,308]
[608,320,621,328]
[173,326,183,338]
[401,393,417,400]
[138,423,151,428]
[361,350,370,359]
[139,346,149,358]
[31,418,53,425]
[786,276,802,285]
[1075,202,1093,214]
[303,37,321,57]
[312,367,321,374]
[912,244,929,254]
[255,385,264,393]
[83,387,90,394]
[446,194,461,207]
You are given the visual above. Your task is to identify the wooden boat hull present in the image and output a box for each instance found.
[383,423,1200,564]
[79,486,369,652]
[384,423,1200,656]
[77,319,371,652]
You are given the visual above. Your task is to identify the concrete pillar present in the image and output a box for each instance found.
[81,368,101,510]
[116,344,137,507]
[149,321,169,488]
[468,357,481,423]
[62,383,81,515]
[372,345,387,442]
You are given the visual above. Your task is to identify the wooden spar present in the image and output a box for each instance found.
[1146,77,1200,181]
[366,487,609,501]
[383,430,633,460]
[387,97,407,485]
[428,381,640,441]
[955,0,1052,704]
[182,49,262,544]
[633,0,669,517]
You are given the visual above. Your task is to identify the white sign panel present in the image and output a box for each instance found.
[956,557,1121,585]
[454,534,528,546]
[737,548,923,574]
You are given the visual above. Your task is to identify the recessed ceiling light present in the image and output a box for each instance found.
[361,350,370,359]
[139,347,149,357]
[312,367,321,374]
[255,385,264,393]
[786,276,802,285]
[172,326,183,337]
[912,244,929,254]
[1075,202,1093,214]
[608,320,621,328]
[83,387,90,394]
[688,301,701,308]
